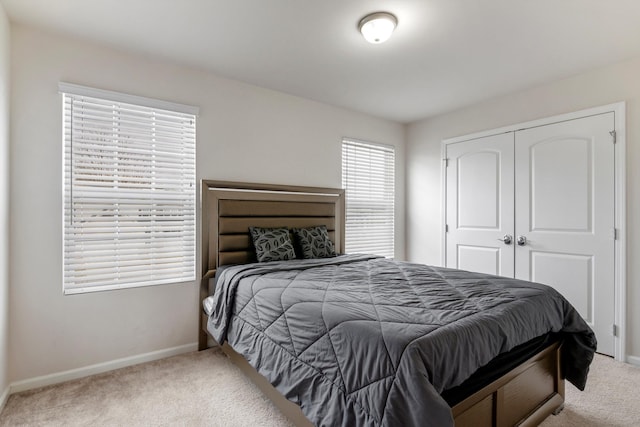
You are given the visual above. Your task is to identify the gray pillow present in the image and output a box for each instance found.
[249,227,297,262]
[292,225,336,259]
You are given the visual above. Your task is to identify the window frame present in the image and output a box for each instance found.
[341,137,395,258]
[60,83,198,294]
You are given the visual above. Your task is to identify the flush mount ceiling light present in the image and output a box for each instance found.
[358,12,397,44]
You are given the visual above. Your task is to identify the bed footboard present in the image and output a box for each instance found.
[452,341,564,427]
[219,340,563,427]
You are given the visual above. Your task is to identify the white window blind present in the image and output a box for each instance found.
[61,83,197,294]
[342,138,395,258]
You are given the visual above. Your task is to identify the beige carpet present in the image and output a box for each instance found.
[0,348,294,427]
[0,349,637,426]
[540,354,640,427]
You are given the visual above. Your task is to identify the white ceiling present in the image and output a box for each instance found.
[3,0,640,123]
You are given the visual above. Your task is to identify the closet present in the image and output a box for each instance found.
[444,108,621,357]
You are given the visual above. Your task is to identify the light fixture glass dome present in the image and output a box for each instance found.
[358,12,397,44]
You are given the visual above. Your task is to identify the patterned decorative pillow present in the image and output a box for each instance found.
[292,225,337,259]
[249,227,297,262]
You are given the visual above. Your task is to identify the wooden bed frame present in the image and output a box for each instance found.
[199,180,565,426]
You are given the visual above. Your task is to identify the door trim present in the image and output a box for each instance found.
[441,102,626,362]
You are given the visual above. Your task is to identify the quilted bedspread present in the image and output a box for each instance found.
[206,254,596,427]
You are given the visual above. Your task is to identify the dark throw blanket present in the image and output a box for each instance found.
[206,254,596,427]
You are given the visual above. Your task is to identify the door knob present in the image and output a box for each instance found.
[497,234,512,245]
[516,235,527,246]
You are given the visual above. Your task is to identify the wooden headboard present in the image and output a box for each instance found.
[199,180,345,349]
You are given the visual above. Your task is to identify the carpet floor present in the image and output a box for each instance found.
[0,348,637,426]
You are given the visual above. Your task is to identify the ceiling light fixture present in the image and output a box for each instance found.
[358,12,397,44]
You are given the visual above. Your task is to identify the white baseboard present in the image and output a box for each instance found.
[625,355,640,366]
[10,342,198,394]
[0,385,9,413]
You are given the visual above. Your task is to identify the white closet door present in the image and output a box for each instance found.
[514,113,615,356]
[446,133,515,277]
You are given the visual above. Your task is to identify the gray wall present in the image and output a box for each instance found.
[8,24,405,383]
[0,3,10,403]
[406,56,640,361]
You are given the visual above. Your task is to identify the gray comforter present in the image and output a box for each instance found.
[206,254,596,427]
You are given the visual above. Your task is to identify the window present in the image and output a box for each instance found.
[342,138,395,258]
[61,83,197,294]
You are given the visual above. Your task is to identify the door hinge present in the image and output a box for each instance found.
[610,130,617,144]
[445,224,449,233]
[443,158,449,167]
[612,228,618,240]
[612,324,618,337]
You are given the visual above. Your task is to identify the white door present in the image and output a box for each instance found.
[445,133,515,277]
[515,113,615,356]
[445,113,616,356]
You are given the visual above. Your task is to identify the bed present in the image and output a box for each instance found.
[199,180,596,427]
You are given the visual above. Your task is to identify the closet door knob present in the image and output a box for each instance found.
[497,234,512,245]
[516,235,527,246]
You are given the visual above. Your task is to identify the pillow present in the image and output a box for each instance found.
[292,225,337,259]
[248,227,297,262]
